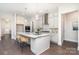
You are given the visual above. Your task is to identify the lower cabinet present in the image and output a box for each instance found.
[50,33,58,44]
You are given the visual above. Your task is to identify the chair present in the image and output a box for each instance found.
[16,35,29,52]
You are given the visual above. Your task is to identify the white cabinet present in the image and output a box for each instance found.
[51,33,58,44]
[50,28,58,44]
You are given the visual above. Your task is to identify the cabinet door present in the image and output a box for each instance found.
[16,24,24,32]
[51,33,58,44]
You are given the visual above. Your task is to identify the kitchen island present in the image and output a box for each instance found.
[17,32,50,55]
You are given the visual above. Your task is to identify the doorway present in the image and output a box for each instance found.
[61,11,78,49]
[1,18,11,40]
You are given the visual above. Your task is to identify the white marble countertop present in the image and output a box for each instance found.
[17,32,50,39]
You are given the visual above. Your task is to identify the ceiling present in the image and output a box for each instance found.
[0,3,78,17]
[0,3,59,14]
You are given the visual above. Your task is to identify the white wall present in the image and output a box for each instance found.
[64,11,78,42]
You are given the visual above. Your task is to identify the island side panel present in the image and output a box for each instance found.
[31,35,50,55]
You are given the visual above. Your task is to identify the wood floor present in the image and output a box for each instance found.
[0,34,79,55]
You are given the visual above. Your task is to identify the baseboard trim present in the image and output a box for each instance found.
[64,39,78,43]
[31,46,50,55]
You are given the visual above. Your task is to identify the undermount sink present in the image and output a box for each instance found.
[33,32,41,35]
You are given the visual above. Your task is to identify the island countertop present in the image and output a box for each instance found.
[17,32,50,55]
[17,32,50,39]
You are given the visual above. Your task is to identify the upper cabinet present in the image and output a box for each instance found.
[48,13,58,28]
[16,15,25,24]
[16,15,31,26]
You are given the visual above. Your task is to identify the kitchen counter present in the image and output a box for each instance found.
[17,32,50,55]
[17,32,50,39]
